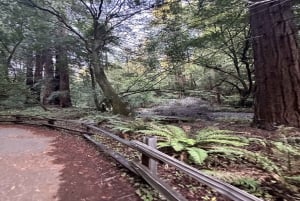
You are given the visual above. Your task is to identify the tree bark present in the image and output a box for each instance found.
[32,51,44,102]
[25,53,34,88]
[41,49,55,105]
[56,46,72,108]
[91,51,130,115]
[250,0,300,129]
[88,62,101,110]
[34,51,43,84]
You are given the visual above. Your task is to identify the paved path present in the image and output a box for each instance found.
[0,125,141,201]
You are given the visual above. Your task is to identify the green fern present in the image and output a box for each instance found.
[207,147,244,156]
[272,142,300,156]
[196,127,249,147]
[203,170,261,193]
[138,124,282,173]
[187,147,208,165]
[110,118,148,133]
[138,124,200,163]
[284,176,300,186]
[139,123,196,147]
[208,147,281,174]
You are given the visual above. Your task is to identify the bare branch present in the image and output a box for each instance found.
[19,0,91,52]
[97,0,104,19]
[79,0,97,18]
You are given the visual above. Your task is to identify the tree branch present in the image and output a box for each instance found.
[19,0,91,52]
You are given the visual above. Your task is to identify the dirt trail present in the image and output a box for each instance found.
[0,125,141,201]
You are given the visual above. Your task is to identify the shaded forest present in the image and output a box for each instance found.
[0,0,300,200]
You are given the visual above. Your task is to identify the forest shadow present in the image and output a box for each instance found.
[47,133,141,201]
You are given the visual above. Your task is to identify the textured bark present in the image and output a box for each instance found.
[89,19,130,115]
[25,53,34,88]
[55,21,72,108]
[32,51,45,102]
[41,49,55,105]
[250,0,300,129]
[56,46,72,108]
[88,63,101,111]
[91,51,130,115]
[34,51,43,84]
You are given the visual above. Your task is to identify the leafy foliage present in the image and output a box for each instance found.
[204,170,261,193]
[197,127,249,147]
[139,124,252,165]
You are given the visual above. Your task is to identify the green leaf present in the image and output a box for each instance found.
[273,142,300,156]
[165,125,187,138]
[187,147,208,164]
[179,138,196,146]
[200,139,248,146]
[171,141,185,151]
[157,142,171,148]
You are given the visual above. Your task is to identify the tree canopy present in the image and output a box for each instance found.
[0,0,299,128]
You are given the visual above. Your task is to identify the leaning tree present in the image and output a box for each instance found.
[19,0,162,115]
[250,0,300,129]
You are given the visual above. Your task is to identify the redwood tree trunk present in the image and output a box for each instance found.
[56,46,72,108]
[34,51,43,84]
[55,21,72,108]
[41,49,55,105]
[25,53,34,88]
[250,0,300,129]
[33,51,44,102]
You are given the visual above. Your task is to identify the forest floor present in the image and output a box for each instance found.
[0,97,299,201]
[0,125,141,201]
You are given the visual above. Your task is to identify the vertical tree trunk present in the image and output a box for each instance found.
[55,20,72,108]
[25,53,34,104]
[25,53,34,88]
[91,51,130,115]
[88,63,101,110]
[33,51,44,102]
[250,0,300,129]
[0,52,9,81]
[34,51,43,84]
[56,46,72,108]
[41,49,55,105]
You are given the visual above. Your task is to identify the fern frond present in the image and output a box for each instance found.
[196,128,248,146]
[197,127,233,138]
[178,138,196,146]
[284,176,300,186]
[207,147,244,156]
[249,138,267,146]
[165,125,187,138]
[272,142,300,156]
[240,149,281,174]
[111,126,132,133]
[187,147,208,165]
[148,123,174,136]
[208,147,281,174]
[170,141,185,151]
[203,170,260,188]
[157,142,172,148]
[199,139,248,147]
[138,130,170,138]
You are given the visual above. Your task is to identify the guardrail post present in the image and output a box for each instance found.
[141,136,157,175]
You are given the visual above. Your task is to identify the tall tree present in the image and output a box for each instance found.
[250,0,300,129]
[19,0,161,115]
[40,49,55,105]
[0,1,24,81]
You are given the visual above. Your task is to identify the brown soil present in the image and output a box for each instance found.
[0,125,141,201]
